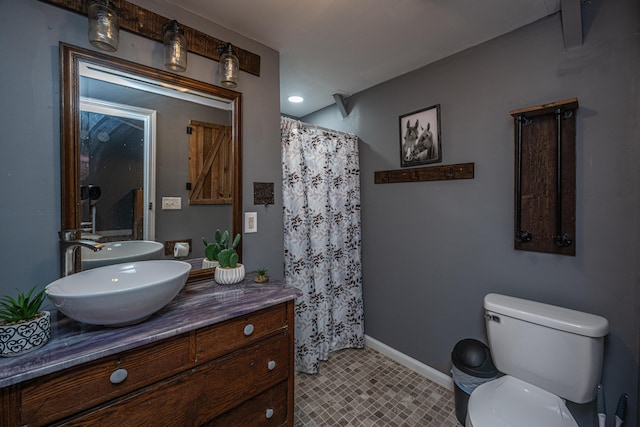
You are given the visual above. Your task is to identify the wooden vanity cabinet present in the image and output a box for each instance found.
[0,301,295,427]
[21,334,192,425]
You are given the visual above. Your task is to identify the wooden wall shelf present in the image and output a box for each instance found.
[40,0,261,76]
[511,98,577,256]
[374,163,474,184]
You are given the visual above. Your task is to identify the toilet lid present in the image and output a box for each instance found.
[467,376,578,427]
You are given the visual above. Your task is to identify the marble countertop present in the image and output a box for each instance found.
[0,272,301,388]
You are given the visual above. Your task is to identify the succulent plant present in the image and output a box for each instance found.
[254,268,269,283]
[0,285,47,324]
[217,233,241,268]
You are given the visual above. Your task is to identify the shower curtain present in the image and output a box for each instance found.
[281,116,364,374]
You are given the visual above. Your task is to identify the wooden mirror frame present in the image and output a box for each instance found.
[60,43,242,282]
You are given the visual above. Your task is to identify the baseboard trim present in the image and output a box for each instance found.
[365,335,454,391]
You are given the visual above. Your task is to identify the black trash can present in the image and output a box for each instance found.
[451,339,499,426]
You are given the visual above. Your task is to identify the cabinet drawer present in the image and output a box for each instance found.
[56,333,290,426]
[196,304,288,362]
[205,380,288,426]
[20,334,190,427]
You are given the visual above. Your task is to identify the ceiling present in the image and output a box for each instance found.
[167,0,562,118]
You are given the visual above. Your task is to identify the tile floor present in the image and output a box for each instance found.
[294,347,460,426]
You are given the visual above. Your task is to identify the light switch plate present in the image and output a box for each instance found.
[162,197,182,210]
[245,212,257,233]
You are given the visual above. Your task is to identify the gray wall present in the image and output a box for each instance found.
[304,1,639,425]
[0,0,284,295]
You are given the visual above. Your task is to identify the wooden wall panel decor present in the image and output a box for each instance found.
[40,0,261,76]
[188,121,233,205]
[510,98,578,256]
[374,163,474,184]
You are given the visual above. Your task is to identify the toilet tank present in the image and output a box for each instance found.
[484,293,609,404]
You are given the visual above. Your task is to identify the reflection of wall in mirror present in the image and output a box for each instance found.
[81,77,233,258]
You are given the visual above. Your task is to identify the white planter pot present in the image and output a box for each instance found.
[0,311,51,357]
[202,258,219,269]
[214,263,246,285]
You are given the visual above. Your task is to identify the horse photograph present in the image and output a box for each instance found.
[399,104,442,167]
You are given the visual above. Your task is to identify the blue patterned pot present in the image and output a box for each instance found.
[0,311,51,357]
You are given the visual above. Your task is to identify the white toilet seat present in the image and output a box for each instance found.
[466,375,578,427]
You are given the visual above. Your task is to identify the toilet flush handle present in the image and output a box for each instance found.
[485,313,501,323]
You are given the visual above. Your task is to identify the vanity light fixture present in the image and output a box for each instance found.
[87,0,119,52]
[218,43,240,89]
[163,20,187,72]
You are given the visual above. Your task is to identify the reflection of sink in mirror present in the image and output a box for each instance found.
[81,240,164,270]
[45,260,191,327]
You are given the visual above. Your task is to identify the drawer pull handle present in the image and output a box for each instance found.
[243,324,254,336]
[267,360,276,370]
[265,408,274,419]
[109,368,128,384]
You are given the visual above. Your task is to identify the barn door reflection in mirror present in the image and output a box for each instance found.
[188,120,232,205]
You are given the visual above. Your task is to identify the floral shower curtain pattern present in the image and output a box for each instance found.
[281,116,364,374]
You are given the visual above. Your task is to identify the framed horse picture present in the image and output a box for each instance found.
[399,104,442,167]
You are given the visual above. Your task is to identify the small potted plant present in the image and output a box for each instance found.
[214,233,245,285]
[255,268,269,283]
[0,285,51,357]
[202,229,229,269]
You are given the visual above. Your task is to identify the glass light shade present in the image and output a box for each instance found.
[219,44,239,89]
[88,0,119,52]
[163,20,187,72]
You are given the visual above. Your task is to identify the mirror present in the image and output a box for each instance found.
[61,43,242,282]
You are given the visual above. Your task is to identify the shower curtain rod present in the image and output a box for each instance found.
[296,119,356,138]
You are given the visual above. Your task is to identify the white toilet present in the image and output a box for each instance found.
[466,293,609,427]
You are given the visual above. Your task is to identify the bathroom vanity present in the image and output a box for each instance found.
[0,273,301,426]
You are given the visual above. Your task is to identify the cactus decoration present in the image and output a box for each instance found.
[202,229,229,262]
[218,233,241,268]
[205,230,241,268]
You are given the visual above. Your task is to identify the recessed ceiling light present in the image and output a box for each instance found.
[288,95,304,103]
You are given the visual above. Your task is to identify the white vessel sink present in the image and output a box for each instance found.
[81,240,164,270]
[46,261,191,326]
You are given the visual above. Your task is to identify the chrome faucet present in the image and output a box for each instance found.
[59,230,104,277]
